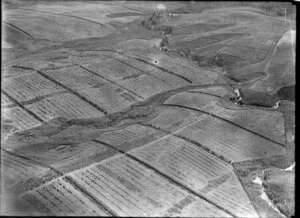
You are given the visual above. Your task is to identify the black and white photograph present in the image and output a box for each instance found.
[1,0,296,217]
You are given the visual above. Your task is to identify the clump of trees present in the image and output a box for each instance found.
[160,35,169,51]
[141,12,173,36]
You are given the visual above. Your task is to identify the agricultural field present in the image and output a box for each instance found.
[119,74,172,99]
[146,106,202,131]
[21,177,111,216]
[78,84,137,114]
[68,155,232,217]
[211,105,286,144]
[4,9,114,41]
[96,124,165,151]
[164,91,221,110]
[1,67,36,78]
[1,1,295,217]
[1,92,15,107]
[176,116,286,162]
[43,66,108,91]
[1,106,42,133]
[129,135,258,217]
[135,52,220,84]
[83,58,144,82]
[115,55,189,88]
[1,151,49,191]
[10,140,118,174]
[25,93,105,122]
[2,72,66,103]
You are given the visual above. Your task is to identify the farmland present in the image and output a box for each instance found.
[21,177,111,216]
[67,155,232,217]
[1,1,295,217]
[2,72,65,103]
[1,106,42,133]
[96,124,165,151]
[25,93,105,122]
[176,116,286,162]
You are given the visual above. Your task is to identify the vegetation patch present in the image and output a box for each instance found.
[276,85,295,102]
[239,88,278,108]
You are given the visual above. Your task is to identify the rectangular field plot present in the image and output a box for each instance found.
[116,57,189,88]
[83,59,144,82]
[68,155,232,217]
[78,84,136,113]
[176,116,286,162]
[211,106,286,144]
[43,66,108,91]
[1,93,15,107]
[25,93,105,122]
[1,106,42,132]
[1,151,49,189]
[2,73,65,103]
[96,124,164,151]
[119,74,172,99]
[164,92,220,110]
[199,172,259,218]
[129,136,258,217]
[147,107,203,132]
[21,177,110,216]
[130,135,232,191]
[137,53,219,84]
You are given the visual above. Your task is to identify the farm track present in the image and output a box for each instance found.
[92,139,238,218]
[2,21,34,39]
[162,104,286,148]
[1,148,117,216]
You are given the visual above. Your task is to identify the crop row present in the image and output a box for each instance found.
[119,74,172,99]
[176,116,286,162]
[44,66,108,91]
[68,155,232,216]
[84,59,144,82]
[116,57,189,88]
[2,152,48,188]
[21,177,109,216]
[2,72,65,102]
[130,135,232,189]
[25,93,105,122]
[78,85,135,113]
[212,106,286,144]
[7,12,112,41]
[96,124,158,147]
[200,172,259,217]
[2,106,42,131]
[1,92,14,106]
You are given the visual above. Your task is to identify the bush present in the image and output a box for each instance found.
[276,9,285,16]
